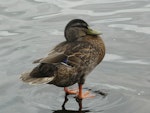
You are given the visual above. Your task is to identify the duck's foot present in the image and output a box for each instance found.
[64,87,78,95]
[76,91,95,99]
[75,91,94,110]
[76,84,95,100]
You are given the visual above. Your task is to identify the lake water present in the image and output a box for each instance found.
[0,0,150,113]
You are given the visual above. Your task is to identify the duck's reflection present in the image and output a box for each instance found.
[53,109,89,113]
[61,93,87,112]
[53,93,89,113]
[53,89,107,113]
[62,93,69,110]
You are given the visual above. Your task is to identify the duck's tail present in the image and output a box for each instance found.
[20,71,54,85]
[20,63,56,85]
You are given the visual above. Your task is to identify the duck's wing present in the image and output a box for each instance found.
[35,41,96,67]
[33,42,69,64]
[64,41,98,67]
[35,51,67,64]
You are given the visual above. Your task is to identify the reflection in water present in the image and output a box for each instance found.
[62,93,84,112]
[53,109,89,113]
[53,89,107,113]
[53,93,89,113]
[84,87,107,97]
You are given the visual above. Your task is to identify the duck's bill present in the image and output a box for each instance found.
[87,28,102,35]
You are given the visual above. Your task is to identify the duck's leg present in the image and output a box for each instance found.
[62,93,69,110]
[77,84,95,99]
[75,95,83,111]
[64,87,78,95]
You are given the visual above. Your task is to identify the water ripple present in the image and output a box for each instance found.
[104,54,150,65]
[32,7,150,20]
[33,0,146,8]
[0,30,18,36]
[91,18,132,24]
[109,24,150,35]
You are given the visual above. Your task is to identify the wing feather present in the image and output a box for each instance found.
[33,41,69,64]
[33,41,97,68]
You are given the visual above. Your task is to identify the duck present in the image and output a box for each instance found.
[20,19,105,99]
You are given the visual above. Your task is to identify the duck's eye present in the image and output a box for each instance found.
[81,25,88,29]
[72,23,88,29]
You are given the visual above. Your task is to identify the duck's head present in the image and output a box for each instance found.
[64,19,101,42]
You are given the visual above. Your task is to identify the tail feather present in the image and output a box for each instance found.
[20,71,54,85]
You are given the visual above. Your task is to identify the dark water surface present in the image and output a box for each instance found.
[0,0,150,113]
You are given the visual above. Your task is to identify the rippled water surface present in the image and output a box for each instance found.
[0,0,150,113]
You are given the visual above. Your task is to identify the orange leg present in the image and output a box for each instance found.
[64,87,78,95]
[77,84,95,99]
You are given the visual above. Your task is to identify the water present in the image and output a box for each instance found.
[0,0,150,113]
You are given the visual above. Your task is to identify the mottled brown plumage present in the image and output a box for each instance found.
[20,19,105,99]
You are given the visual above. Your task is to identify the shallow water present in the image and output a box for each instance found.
[0,0,150,113]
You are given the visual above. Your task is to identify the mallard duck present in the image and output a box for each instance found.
[20,19,105,99]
